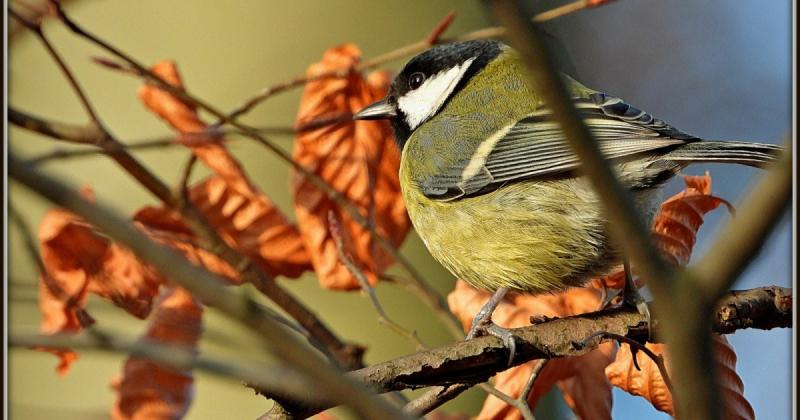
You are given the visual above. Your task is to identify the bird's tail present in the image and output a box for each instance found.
[662,140,783,168]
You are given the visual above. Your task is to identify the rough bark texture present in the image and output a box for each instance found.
[261,286,791,419]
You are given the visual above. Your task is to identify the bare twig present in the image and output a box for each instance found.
[482,384,535,420]
[224,2,604,123]
[519,360,548,414]
[490,2,722,418]
[9,6,103,127]
[403,383,472,416]
[8,154,410,420]
[10,328,328,405]
[328,212,426,350]
[8,203,46,273]
[9,107,103,144]
[532,0,617,22]
[175,154,198,206]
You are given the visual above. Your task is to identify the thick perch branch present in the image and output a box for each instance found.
[264,286,791,418]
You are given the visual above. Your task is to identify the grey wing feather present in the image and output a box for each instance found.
[425,92,698,200]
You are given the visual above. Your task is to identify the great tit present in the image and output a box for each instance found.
[354,40,781,346]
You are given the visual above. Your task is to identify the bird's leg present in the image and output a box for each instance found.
[466,287,517,366]
[623,258,651,337]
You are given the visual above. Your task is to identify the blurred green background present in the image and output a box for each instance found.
[8,1,792,419]
[8,1,544,419]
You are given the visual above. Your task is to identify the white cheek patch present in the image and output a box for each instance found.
[397,57,476,130]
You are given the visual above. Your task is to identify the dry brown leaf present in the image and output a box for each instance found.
[448,281,614,419]
[557,347,614,420]
[713,335,755,420]
[132,206,242,284]
[605,336,753,419]
[651,173,732,266]
[38,207,162,373]
[292,44,410,290]
[188,176,310,278]
[111,287,202,420]
[139,60,311,279]
[605,342,674,415]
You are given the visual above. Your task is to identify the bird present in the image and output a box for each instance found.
[353,39,781,360]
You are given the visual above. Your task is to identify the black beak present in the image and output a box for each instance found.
[353,98,397,120]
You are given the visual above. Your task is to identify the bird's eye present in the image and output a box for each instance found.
[408,72,425,90]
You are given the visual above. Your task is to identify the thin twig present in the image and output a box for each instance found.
[9,107,103,144]
[474,359,548,420]
[328,212,426,350]
[10,328,328,405]
[403,383,473,416]
[481,383,535,420]
[491,0,673,306]
[520,360,548,408]
[8,203,46,273]
[9,7,104,128]
[8,154,410,420]
[490,3,716,418]
[175,154,198,206]
[223,2,599,123]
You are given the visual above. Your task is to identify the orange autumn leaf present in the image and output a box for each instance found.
[652,173,732,266]
[132,206,242,284]
[605,336,753,419]
[713,335,755,420]
[38,207,163,373]
[605,342,673,414]
[139,60,311,279]
[292,44,410,290]
[594,173,731,290]
[188,176,311,278]
[447,281,614,420]
[111,287,202,420]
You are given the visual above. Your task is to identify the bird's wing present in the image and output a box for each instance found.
[422,92,699,200]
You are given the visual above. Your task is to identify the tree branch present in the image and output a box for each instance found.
[9,28,360,368]
[265,286,792,418]
[8,153,409,420]
[9,328,330,406]
[48,0,466,343]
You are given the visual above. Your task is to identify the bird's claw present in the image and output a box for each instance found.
[466,318,517,367]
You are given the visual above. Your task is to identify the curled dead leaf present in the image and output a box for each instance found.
[189,176,310,278]
[605,335,753,420]
[605,342,674,415]
[111,287,202,420]
[652,173,732,266]
[139,60,311,279]
[37,206,162,373]
[132,206,242,284]
[292,44,410,290]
